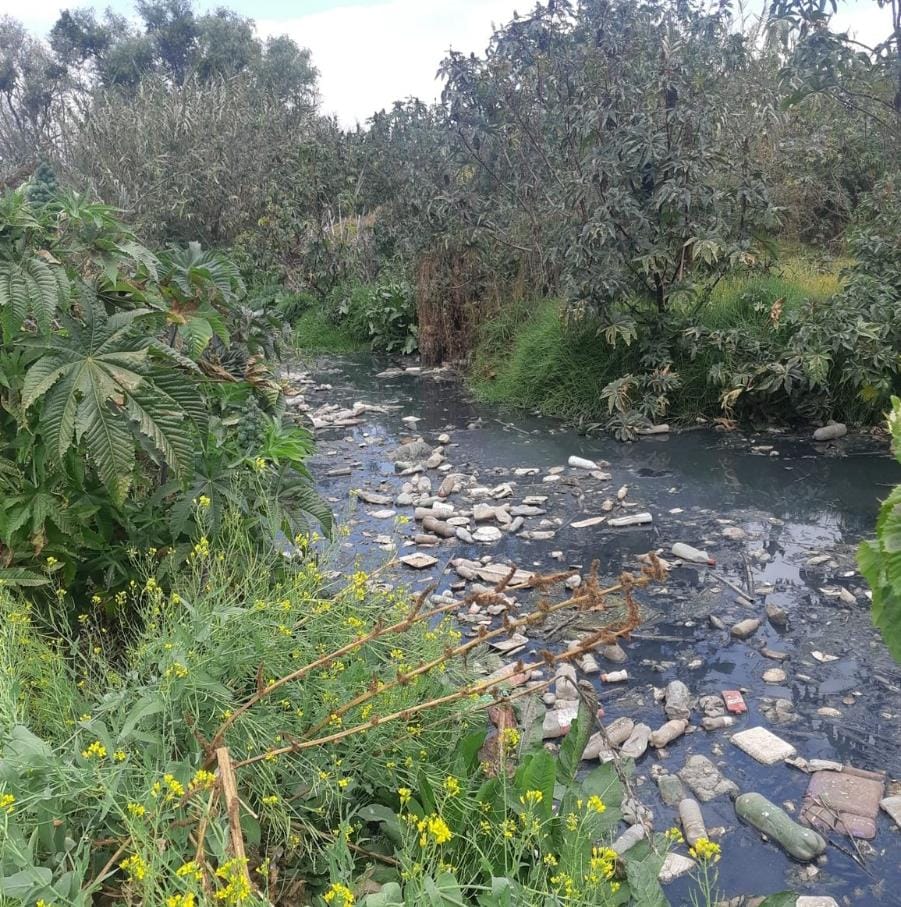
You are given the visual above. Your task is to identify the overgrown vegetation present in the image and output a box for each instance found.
[0,188,329,600]
[859,396,901,661]
[0,0,900,902]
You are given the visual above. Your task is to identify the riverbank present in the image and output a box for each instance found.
[468,258,877,433]
[298,353,901,905]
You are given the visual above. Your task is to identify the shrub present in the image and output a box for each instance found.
[859,396,901,662]
[329,281,418,355]
[0,517,472,905]
[0,188,329,601]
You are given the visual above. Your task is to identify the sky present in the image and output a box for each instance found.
[1,0,893,127]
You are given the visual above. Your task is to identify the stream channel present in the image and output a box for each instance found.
[291,354,901,906]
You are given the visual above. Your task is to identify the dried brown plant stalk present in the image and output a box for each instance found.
[230,558,664,769]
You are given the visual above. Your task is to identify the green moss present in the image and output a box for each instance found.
[293,308,366,353]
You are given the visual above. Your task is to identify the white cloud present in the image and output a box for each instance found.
[258,0,521,127]
[0,0,70,31]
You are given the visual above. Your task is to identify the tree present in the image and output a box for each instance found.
[0,17,70,175]
[438,0,778,325]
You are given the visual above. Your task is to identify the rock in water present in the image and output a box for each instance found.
[678,754,738,802]
[392,439,433,461]
[399,553,438,570]
[656,773,686,806]
[620,723,651,760]
[650,718,689,748]
[735,792,827,861]
[882,795,901,830]
[813,422,847,441]
[730,618,761,640]
[658,852,695,884]
[664,680,692,719]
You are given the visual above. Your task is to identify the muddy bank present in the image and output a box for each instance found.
[288,354,901,906]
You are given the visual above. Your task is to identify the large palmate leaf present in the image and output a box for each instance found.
[0,252,69,337]
[21,296,204,504]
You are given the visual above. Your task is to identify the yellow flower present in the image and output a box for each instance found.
[165,662,189,679]
[36,901,56,907]
[323,882,355,906]
[0,793,15,814]
[177,860,203,882]
[120,853,147,882]
[443,776,461,797]
[664,826,684,844]
[262,794,280,806]
[166,895,196,907]
[565,812,579,831]
[337,777,350,790]
[500,817,517,839]
[500,727,521,749]
[416,813,453,847]
[113,750,127,762]
[197,495,211,509]
[82,740,107,760]
[550,871,575,898]
[192,537,210,559]
[398,787,412,806]
[520,789,543,806]
[543,852,558,867]
[127,802,146,818]
[587,846,617,883]
[152,773,186,802]
[189,769,217,792]
[689,837,721,863]
[253,456,267,472]
[214,857,251,904]
[587,795,606,814]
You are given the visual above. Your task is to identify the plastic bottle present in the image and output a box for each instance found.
[671,543,716,565]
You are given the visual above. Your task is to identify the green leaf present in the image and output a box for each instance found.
[515,750,555,820]
[362,882,404,906]
[0,567,50,587]
[759,894,797,907]
[423,872,466,906]
[624,852,667,907]
[556,695,594,785]
[0,867,54,899]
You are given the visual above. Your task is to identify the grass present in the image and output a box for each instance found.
[293,308,366,354]
[0,512,473,905]
[699,255,845,330]
[470,255,854,428]
[472,298,631,425]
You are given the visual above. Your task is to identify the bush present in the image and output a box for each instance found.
[0,188,329,603]
[859,396,901,662]
[328,281,418,355]
[0,528,720,906]
[0,517,471,905]
[473,249,900,434]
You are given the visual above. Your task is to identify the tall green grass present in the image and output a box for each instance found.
[293,308,366,354]
[470,256,850,426]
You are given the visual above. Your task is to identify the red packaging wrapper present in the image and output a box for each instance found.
[722,689,747,714]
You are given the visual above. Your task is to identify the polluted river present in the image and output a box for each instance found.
[288,354,901,907]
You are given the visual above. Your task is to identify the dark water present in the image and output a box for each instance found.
[298,355,901,906]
